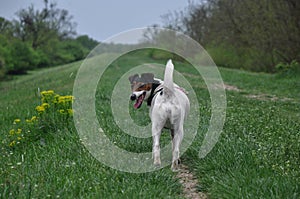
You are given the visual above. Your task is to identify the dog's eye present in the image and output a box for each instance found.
[138,84,151,91]
[139,84,146,89]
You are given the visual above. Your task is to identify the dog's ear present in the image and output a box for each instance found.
[141,73,154,83]
[129,74,139,83]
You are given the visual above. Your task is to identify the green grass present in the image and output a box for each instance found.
[1,51,300,198]
[0,59,182,198]
[185,68,300,198]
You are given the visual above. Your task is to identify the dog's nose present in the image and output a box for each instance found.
[130,94,136,101]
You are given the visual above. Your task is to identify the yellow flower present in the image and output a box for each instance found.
[59,109,65,114]
[9,129,15,135]
[58,95,74,104]
[42,103,50,109]
[64,95,74,102]
[17,129,22,134]
[53,94,60,104]
[9,140,16,147]
[17,137,22,140]
[31,116,37,122]
[58,96,66,104]
[41,90,55,103]
[26,116,37,123]
[47,90,54,94]
[41,90,54,96]
[16,129,22,134]
[36,105,45,113]
[13,119,21,124]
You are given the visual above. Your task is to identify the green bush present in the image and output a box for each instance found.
[0,35,11,75]
[61,40,85,61]
[76,35,99,55]
[0,56,6,80]
[7,41,39,74]
[276,60,300,77]
[207,44,275,72]
[207,44,241,69]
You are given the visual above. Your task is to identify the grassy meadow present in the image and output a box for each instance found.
[1,52,299,198]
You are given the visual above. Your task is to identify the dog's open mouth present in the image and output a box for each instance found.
[134,93,145,109]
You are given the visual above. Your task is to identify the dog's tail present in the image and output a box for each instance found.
[163,59,175,96]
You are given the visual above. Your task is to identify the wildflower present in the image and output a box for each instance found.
[40,91,48,96]
[41,90,54,96]
[58,96,66,104]
[47,90,54,95]
[41,90,55,103]
[27,116,38,123]
[58,95,74,104]
[64,96,74,102]
[36,105,45,113]
[13,119,21,124]
[53,94,60,104]
[59,109,66,114]
[42,103,50,109]
[9,140,16,147]
[31,116,37,122]
[17,137,22,140]
[16,129,22,134]
[9,129,15,135]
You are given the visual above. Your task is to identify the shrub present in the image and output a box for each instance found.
[7,41,39,74]
[276,60,300,77]
[0,56,6,80]
[207,44,275,72]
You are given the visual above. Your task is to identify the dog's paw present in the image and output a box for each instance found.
[171,159,182,172]
[171,165,180,172]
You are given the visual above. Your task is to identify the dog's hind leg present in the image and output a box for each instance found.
[152,121,164,167]
[171,125,183,171]
[170,129,181,164]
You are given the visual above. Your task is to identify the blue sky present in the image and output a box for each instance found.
[0,0,190,42]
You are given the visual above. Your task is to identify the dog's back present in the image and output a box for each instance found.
[151,60,190,130]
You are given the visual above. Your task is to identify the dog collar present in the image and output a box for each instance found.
[147,83,163,106]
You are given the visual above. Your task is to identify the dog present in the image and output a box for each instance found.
[129,60,190,171]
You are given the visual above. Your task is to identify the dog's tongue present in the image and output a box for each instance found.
[134,95,145,109]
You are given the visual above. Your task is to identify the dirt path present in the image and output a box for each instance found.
[217,83,295,102]
[176,164,207,199]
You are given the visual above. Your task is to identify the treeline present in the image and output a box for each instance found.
[162,0,300,72]
[0,1,98,79]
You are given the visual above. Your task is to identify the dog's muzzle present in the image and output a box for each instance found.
[130,94,136,101]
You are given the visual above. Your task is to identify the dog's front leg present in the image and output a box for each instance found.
[152,123,163,167]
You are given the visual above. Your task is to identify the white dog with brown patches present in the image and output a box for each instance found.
[129,60,190,171]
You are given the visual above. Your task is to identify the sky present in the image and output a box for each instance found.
[0,0,190,42]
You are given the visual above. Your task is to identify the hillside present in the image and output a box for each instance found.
[1,53,299,198]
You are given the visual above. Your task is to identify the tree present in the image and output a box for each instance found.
[0,1,100,77]
[13,0,76,49]
[162,0,300,72]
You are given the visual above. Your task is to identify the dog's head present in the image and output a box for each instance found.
[128,73,157,109]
